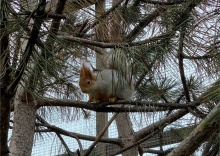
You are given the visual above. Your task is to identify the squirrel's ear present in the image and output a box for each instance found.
[80,65,94,78]
[80,61,89,76]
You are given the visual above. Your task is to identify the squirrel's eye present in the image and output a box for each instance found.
[87,80,91,85]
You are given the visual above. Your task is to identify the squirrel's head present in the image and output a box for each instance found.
[79,64,96,93]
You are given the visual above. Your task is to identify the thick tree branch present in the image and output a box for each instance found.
[37,98,200,112]
[168,102,220,156]
[134,109,188,141]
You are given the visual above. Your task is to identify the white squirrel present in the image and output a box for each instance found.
[79,51,134,103]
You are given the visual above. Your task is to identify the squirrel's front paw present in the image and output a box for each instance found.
[88,99,101,103]
[109,96,117,103]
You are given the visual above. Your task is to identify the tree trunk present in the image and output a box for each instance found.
[1,1,12,155]
[0,96,11,156]
[9,86,36,156]
[115,113,138,156]
[111,0,137,155]
[8,1,38,155]
[95,1,109,156]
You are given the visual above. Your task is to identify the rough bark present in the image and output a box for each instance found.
[8,1,45,155]
[9,86,37,156]
[95,1,109,155]
[115,113,138,156]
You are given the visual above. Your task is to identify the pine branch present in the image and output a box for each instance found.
[126,7,166,42]
[8,0,47,92]
[81,0,124,35]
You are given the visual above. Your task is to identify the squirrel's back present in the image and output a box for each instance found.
[94,69,134,101]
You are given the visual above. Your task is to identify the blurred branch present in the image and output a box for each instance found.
[178,20,190,102]
[134,109,188,141]
[111,129,160,156]
[139,0,185,5]
[57,133,74,156]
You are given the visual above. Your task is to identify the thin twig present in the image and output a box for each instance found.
[36,114,84,154]
[111,129,160,156]
[35,122,119,145]
[81,0,124,34]
[83,110,121,156]
[57,133,74,156]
